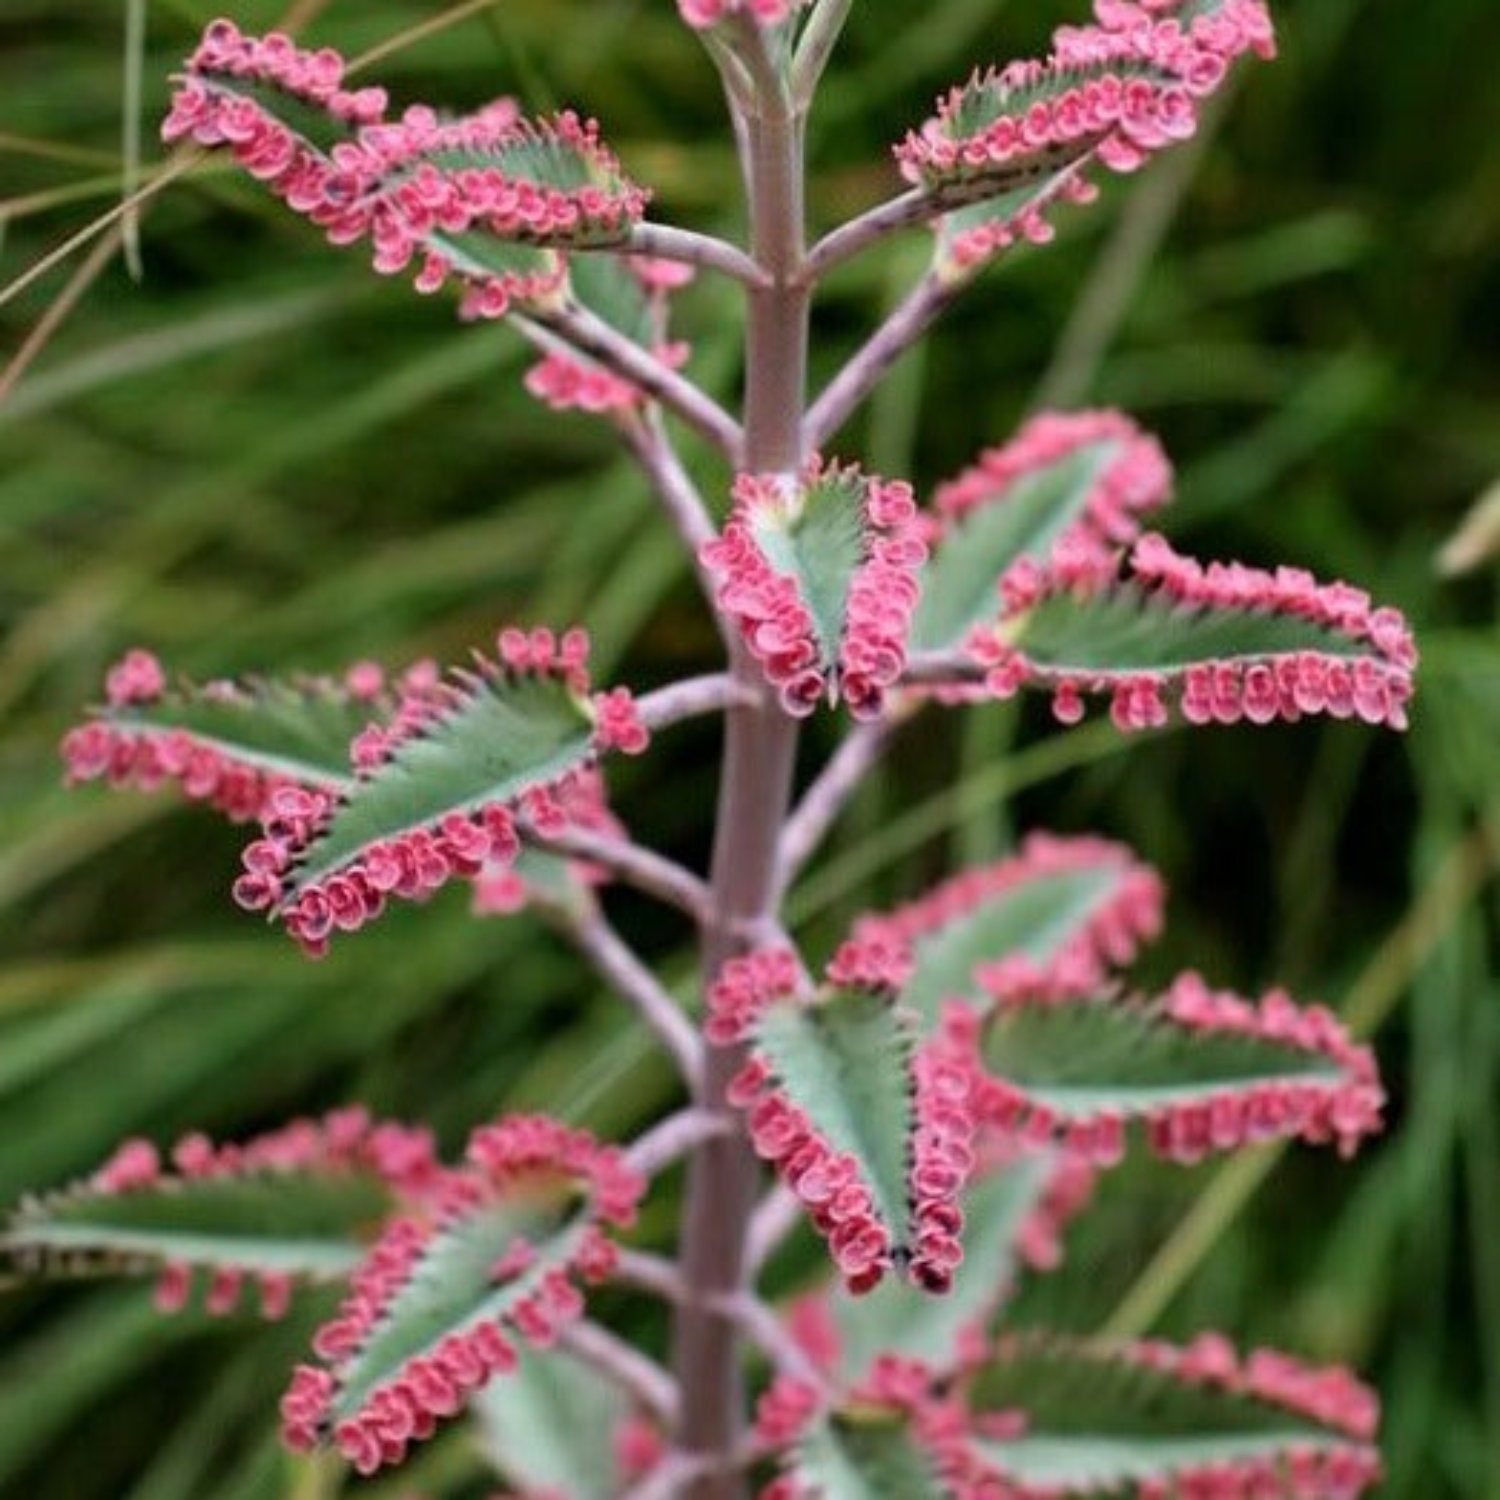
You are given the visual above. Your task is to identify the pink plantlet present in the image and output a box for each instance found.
[753,1373,824,1447]
[676,0,808,30]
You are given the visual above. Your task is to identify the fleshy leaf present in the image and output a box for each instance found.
[779,1408,952,1499]
[953,1335,1380,1497]
[849,833,1164,1029]
[897,2,1274,221]
[701,460,927,720]
[164,22,646,320]
[933,164,1097,280]
[967,534,1418,733]
[472,1342,647,1499]
[708,943,973,1294]
[233,627,649,954]
[958,970,1384,1165]
[913,412,1172,654]
[1,1111,437,1319]
[59,649,391,822]
[281,1115,643,1475]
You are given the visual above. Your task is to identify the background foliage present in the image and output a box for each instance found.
[1,1,1497,1495]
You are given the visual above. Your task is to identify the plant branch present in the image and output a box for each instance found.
[524,301,744,461]
[776,718,897,895]
[626,1109,732,1178]
[900,648,981,688]
[801,187,931,281]
[804,271,956,450]
[710,1290,831,1393]
[615,1248,687,1303]
[745,1182,803,1275]
[617,410,732,642]
[563,904,705,1094]
[559,1320,680,1426]
[621,223,768,289]
[636,673,758,732]
[791,0,857,108]
[523,822,710,921]
[621,1453,717,1500]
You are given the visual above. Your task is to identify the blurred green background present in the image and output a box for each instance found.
[2,1,1498,1495]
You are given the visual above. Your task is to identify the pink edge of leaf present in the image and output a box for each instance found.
[927,1333,1382,1500]
[709,941,974,1296]
[851,831,1166,1006]
[700,460,928,720]
[969,532,1418,734]
[75,1109,440,1320]
[164,22,645,319]
[927,409,1173,572]
[282,1114,643,1475]
[676,0,809,31]
[59,648,388,824]
[896,1,1275,192]
[234,626,648,957]
[950,968,1385,1168]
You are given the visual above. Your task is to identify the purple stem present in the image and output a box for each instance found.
[803,271,955,451]
[559,1321,679,1425]
[522,821,710,921]
[528,301,744,460]
[621,222,768,289]
[636,673,756,731]
[565,904,705,1094]
[672,81,810,1500]
[775,717,897,895]
[801,187,931,281]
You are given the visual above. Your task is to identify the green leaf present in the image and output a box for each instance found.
[973,980,1382,1162]
[751,468,871,672]
[966,1341,1377,1494]
[1014,581,1377,679]
[3,1171,390,1283]
[329,1177,589,1426]
[288,670,597,894]
[195,75,359,156]
[790,1409,950,1500]
[914,442,1123,654]
[97,677,367,791]
[931,166,1089,282]
[755,987,915,1241]
[425,232,564,296]
[566,254,655,349]
[471,1342,629,1499]
[887,836,1159,1030]
[832,1153,1053,1380]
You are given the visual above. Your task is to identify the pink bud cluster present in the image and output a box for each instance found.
[905,1028,975,1293]
[66,1110,437,1320]
[676,0,807,30]
[61,649,341,824]
[849,832,1165,1009]
[286,1115,641,1474]
[1091,0,1276,64]
[701,461,927,719]
[898,0,1275,198]
[164,23,646,321]
[928,410,1172,590]
[958,971,1384,1168]
[754,1373,824,1448]
[939,169,1100,276]
[234,628,647,955]
[525,336,690,413]
[969,531,1417,734]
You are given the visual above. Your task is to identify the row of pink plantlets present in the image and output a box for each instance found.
[8,1,1413,1495]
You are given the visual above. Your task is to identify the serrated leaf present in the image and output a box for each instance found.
[332,1180,587,1424]
[915,410,1171,654]
[1015,582,1374,677]
[832,1153,1052,1381]
[852,835,1163,1030]
[971,977,1383,1162]
[704,462,924,718]
[965,1340,1378,1495]
[756,988,915,1241]
[791,1410,950,1500]
[3,1172,389,1282]
[471,1342,628,1499]
[289,670,596,892]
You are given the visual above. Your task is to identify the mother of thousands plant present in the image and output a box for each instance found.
[7,2,1416,1496]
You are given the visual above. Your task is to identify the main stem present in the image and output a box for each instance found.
[671,96,809,1500]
